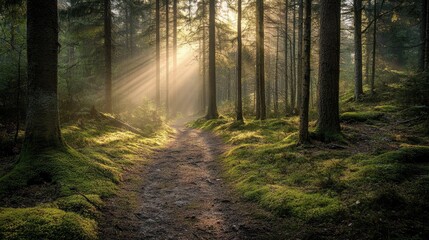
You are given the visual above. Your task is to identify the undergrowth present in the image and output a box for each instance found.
[0,116,171,239]
[191,94,429,239]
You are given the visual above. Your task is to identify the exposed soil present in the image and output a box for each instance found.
[100,120,284,240]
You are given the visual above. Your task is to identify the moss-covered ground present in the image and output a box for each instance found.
[0,117,171,240]
[191,91,429,239]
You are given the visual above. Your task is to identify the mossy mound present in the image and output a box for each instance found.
[0,207,97,240]
[340,111,384,122]
[0,147,119,198]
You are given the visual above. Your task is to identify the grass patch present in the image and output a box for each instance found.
[192,115,429,239]
[0,118,171,239]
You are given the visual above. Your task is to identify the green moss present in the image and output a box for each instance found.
[192,112,429,238]
[340,111,384,122]
[0,147,118,197]
[355,146,429,183]
[0,207,97,240]
[374,104,401,112]
[0,118,170,239]
[55,194,103,219]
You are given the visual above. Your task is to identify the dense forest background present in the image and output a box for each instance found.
[1,0,426,125]
[0,0,428,239]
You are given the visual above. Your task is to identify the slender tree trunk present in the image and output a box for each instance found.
[298,0,311,144]
[424,1,429,70]
[420,0,427,71]
[365,0,372,85]
[264,47,272,116]
[206,0,218,119]
[104,0,112,112]
[297,0,303,112]
[202,0,207,112]
[24,0,63,151]
[284,0,289,115]
[14,50,22,143]
[291,0,296,113]
[274,27,280,117]
[256,0,266,120]
[354,0,363,100]
[166,0,170,115]
[316,0,341,139]
[370,0,377,96]
[173,0,177,115]
[156,0,161,107]
[236,0,243,122]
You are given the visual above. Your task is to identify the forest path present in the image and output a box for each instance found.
[100,118,282,240]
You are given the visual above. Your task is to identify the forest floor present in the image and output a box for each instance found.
[100,118,285,240]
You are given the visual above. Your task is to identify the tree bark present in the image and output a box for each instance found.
[24,0,64,151]
[284,0,289,115]
[156,0,161,107]
[354,0,364,100]
[255,0,266,120]
[236,0,243,122]
[424,0,429,70]
[166,0,170,115]
[316,0,341,139]
[205,0,218,119]
[202,0,207,112]
[420,0,427,71]
[274,27,280,117]
[173,0,177,115]
[291,0,296,113]
[370,0,377,96]
[297,0,303,112]
[104,0,112,113]
[298,0,311,144]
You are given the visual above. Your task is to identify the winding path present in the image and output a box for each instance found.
[100,121,282,240]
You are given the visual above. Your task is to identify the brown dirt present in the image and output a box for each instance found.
[100,121,284,240]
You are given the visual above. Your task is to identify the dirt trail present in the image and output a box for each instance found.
[100,120,282,240]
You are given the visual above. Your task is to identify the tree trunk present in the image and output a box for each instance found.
[274,27,280,117]
[166,0,170,115]
[291,0,296,113]
[424,1,429,70]
[173,0,178,115]
[316,0,341,139]
[420,0,427,71]
[202,0,207,112]
[236,0,243,122]
[156,0,161,107]
[370,0,376,96]
[284,0,289,115]
[298,0,311,144]
[24,0,64,151]
[297,0,303,112]
[104,0,112,113]
[354,0,363,100]
[14,50,22,143]
[264,46,272,116]
[205,0,218,119]
[365,0,372,85]
[255,0,266,120]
